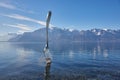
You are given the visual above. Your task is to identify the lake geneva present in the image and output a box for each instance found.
[0,42,120,80]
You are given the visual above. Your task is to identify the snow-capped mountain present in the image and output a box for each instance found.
[0,33,17,41]
[9,27,120,42]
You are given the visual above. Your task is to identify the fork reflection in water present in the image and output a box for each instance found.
[44,62,51,80]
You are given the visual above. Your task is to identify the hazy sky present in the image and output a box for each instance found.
[0,0,120,35]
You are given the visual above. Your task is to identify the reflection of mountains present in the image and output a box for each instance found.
[12,42,120,53]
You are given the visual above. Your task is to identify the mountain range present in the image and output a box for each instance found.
[0,33,17,41]
[9,27,120,42]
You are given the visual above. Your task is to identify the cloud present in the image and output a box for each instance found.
[3,14,47,26]
[17,30,30,34]
[0,2,16,9]
[0,2,38,14]
[3,24,32,31]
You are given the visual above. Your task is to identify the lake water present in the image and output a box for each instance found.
[0,42,120,80]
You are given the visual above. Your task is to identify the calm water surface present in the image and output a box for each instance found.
[0,42,120,80]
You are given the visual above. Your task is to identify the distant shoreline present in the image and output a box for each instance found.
[1,41,120,43]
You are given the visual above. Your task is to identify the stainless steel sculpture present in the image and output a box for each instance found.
[44,11,52,64]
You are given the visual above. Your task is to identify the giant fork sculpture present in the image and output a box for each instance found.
[44,11,52,64]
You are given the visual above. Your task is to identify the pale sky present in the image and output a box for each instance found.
[0,0,120,35]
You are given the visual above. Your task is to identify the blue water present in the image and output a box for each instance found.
[0,42,120,80]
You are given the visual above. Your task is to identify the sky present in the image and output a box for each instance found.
[0,0,120,35]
